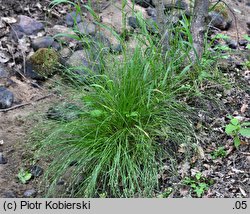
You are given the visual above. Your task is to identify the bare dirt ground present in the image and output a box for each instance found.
[0,0,249,198]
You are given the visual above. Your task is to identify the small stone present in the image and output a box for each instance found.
[135,0,152,8]
[15,15,44,35]
[208,11,231,30]
[146,7,157,17]
[30,165,43,177]
[0,152,7,164]
[23,189,37,198]
[31,36,55,51]
[0,87,14,109]
[3,191,17,198]
[111,44,123,54]
[66,11,82,27]
[128,17,140,29]
[239,40,248,47]
[0,66,8,78]
[76,21,96,36]
[226,40,238,49]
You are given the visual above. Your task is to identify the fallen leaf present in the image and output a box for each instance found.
[1,17,17,24]
[240,103,248,114]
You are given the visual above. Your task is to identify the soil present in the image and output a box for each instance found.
[0,0,249,198]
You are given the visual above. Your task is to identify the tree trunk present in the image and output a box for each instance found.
[190,0,209,60]
[154,0,165,35]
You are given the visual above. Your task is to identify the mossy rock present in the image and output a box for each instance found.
[30,48,59,78]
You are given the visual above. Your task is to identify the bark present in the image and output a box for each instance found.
[154,0,165,35]
[190,0,209,60]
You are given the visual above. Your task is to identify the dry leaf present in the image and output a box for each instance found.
[1,17,17,24]
[240,103,248,114]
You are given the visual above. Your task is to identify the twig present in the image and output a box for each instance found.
[0,94,53,113]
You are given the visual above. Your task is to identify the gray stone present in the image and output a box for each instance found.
[128,17,140,29]
[31,36,55,51]
[0,87,14,109]
[23,189,37,198]
[15,15,44,35]
[66,50,100,76]
[0,65,8,78]
[146,7,157,17]
[0,152,7,164]
[76,21,96,36]
[3,191,17,198]
[66,11,82,27]
[30,165,43,177]
[226,40,238,49]
[208,11,231,30]
[135,0,152,8]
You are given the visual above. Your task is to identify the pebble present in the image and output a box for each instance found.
[0,66,8,78]
[3,191,17,198]
[226,40,238,49]
[31,36,55,51]
[135,0,152,8]
[15,15,44,35]
[208,11,231,31]
[0,87,14,109]
[128,17,140,29]
[23,189,37,198]
[0,152,7,164]
[30,165,43,177]
[77,21,96,36]
[66,11,82,27]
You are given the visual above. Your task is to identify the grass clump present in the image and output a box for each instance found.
[30,0,220,198]
[35,45,196,197]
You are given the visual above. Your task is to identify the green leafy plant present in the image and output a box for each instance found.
[210,146,227,159]
[17,168,32,184]
[225,116,250,148]
[183,172,212,198]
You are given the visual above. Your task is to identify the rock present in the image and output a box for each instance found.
[66,50,100,76]
[111,44,123,54]
[239,40,248,47]
[0,152,7,164]
[128,16,140,29]
[3,191,17,198]
[152,0,188,10]
[146,7,157,17]
[135,0,152,8]
[247,19,250,29]
[93,33,111,50]
[76,21,96,36]
[48,25,76,43]
[23,189,37,198]
[31,36,55,51]
[66,11,82,27]
[30,165,43,177]
[208,11,231,31]
[10,24,25,42]
[0,65,8,78]
[26,48,59,79]
[15,15,44,35]
[226,40,238,49]
[0,87,14,109]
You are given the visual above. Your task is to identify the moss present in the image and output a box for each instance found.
[212,2,229,19]
[30,48,59,78]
